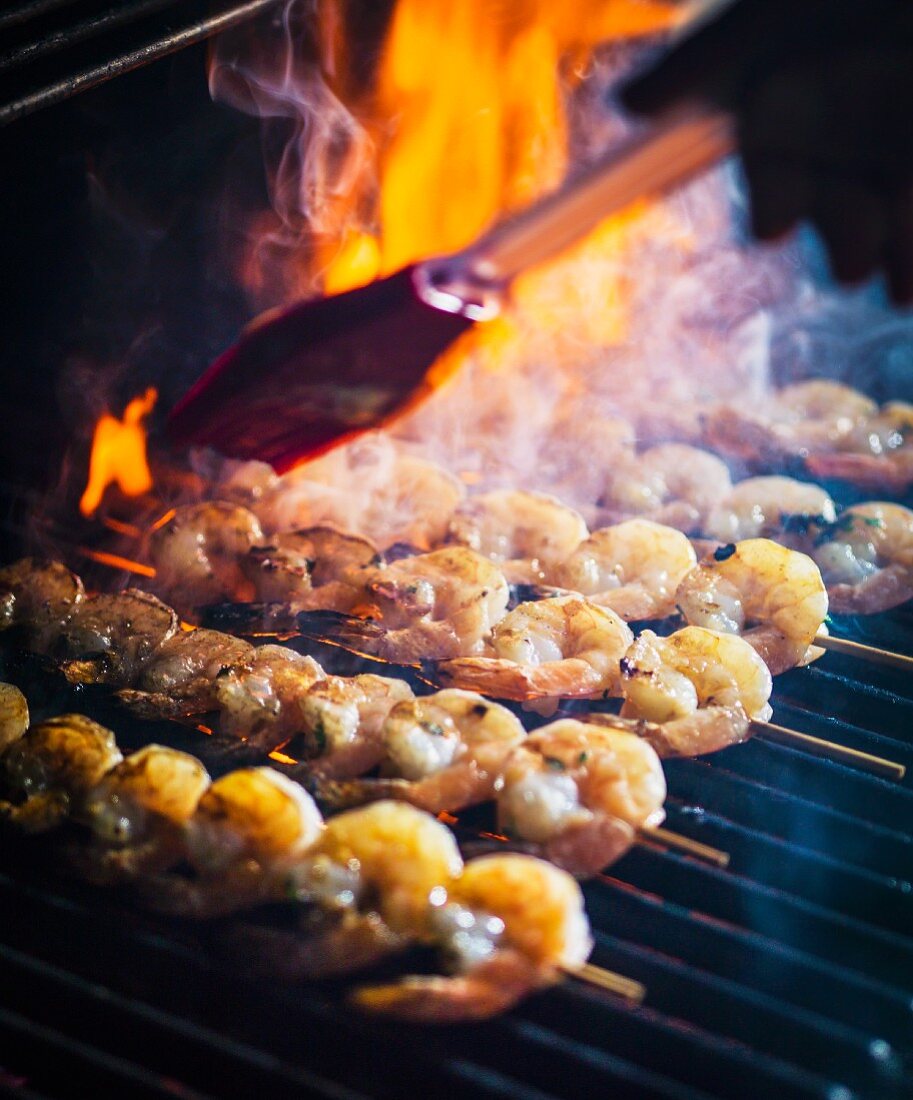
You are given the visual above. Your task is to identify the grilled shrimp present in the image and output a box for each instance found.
[147,767,324,917]
[116,628,255,719]
[243,526,381,610]
[0,683,28,750]
[598,445,732,533]
[261,801,464,980]
[259,438,465,549]
[497,719,665,875]
[619,626,772,757]
[0,558,84,651]
[445,490,588,581]
[300,548,510,663]
[214,644,325,747]
[704,477,837,544]
[812,502,913,613]
[552,520,696,620]
[437,595,633,706]
[0,714,122,832]
[805,403,913,492]
[704,380,876,465]
[57,590,179,687]
[77,745,211,882]
[148,501,263,615]
[312,690,526,814]
[676,540,828,674]
[294,673,414,780]
[353,853,592,1022]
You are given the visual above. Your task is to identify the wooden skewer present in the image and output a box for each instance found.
[638,825,730,869]
[751,720,906,781]
[563,962,646,1004]
[814,632,913,674]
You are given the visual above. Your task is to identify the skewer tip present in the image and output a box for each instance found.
[565,962,646,1004]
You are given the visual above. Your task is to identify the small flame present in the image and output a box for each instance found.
[79,388,157,517]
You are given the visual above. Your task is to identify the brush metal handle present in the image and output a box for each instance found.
[417,106,735,319]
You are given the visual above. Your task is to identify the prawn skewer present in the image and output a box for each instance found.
[495,718,666,876]
[675,539,829,676]
[550,519,696,621]
[810,503,913,615]
[308,689,526,814]
[436,595,633,711]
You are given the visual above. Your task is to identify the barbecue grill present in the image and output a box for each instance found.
[2,4,913,1099]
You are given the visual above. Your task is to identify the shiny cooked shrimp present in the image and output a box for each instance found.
[243,526,381,611]
[812,502,913,613]
[76,745,211,883]
[148,501,263,615]
[300,548,510,663]
[353,853,592,1022]
[497,719,665,875]
[0,714,122,832]
[551,519,696,621]
[676,540,828,674]
[116,628,254,719]
[146,767,324,918]
[214,644,325,747]
[598,445,732,533]
[619,627,772,756]
[703,477,837,544]
[703,380,877,465]
[226,799,463,983]
[293,674,414,780]
[0,683,28,751]
[437,595,633,705]
[57,590,179,687]
[445,490,588,582]
[256,801,465,981]
[0,558,84,651]
[311,690,526,814]
[806,404,913,492]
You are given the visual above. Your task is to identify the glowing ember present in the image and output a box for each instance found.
[268,749,299,765]
[79,388,157,516]
[77,548,156,579]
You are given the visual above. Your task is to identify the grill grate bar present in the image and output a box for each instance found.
[0,0,82,32]
[773,700,913,770]
[779,668,913,750]
[517,986,851,1100]
[664,759,913,876]
[661,802,913,937]
[0,0,283,125]
[703,739,913,829]
[0,1006,210,1100]
[588,879,913,1046]
[0,942,367,1100]
[612,846,913,988]
[588,931,900,1091]
[0,0,188,74]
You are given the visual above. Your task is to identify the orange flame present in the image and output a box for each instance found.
[79,388,157,516]
[322,0,679,293]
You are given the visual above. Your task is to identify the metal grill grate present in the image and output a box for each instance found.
[0,0,283,125]
[1,625,912,1100]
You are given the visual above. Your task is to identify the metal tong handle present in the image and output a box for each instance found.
[418,105,735,319]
